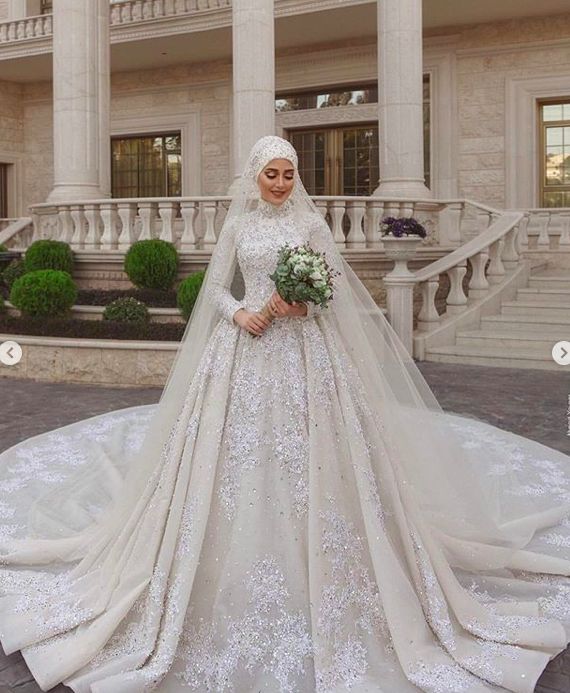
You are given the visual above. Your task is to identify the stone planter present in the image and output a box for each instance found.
[381,235,423,277]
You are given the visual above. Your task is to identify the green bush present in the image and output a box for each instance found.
[24,240,74,275]
[0,294,4,314]
[103,296,150,324]
[10,269,77,318]
[0,243,8,253]
[124,240,179,291]
[2,259,26,290]
[177,270,205,321]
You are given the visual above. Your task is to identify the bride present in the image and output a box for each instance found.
[0,134,570,693]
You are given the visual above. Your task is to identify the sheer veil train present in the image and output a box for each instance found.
[0,135,569,692]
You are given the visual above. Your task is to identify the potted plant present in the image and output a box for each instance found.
[380,216,427,277]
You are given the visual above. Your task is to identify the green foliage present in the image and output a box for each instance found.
[10,269,77,318]
[2,259,26,290]
[124,240,179,290]
[24,240,74,274]
[0,244,8,253]
[176,270,205,321]
[0,294,4,314]
[103,296,150,324]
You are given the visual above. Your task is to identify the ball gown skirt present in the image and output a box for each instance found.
[0,200,570,692]
[0,312,569,693]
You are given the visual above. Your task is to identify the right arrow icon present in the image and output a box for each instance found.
[552,341,570,366]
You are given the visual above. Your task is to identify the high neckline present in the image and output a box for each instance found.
[257,197,294,218]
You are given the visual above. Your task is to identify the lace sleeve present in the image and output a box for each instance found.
[303,216,343,318]
[205,219,245,324]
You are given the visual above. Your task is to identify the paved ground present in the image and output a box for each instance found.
[0,362,569,691]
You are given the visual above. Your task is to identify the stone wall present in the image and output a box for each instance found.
[13,11,570,212]
[0,80,23,156]
[0,1,8,20]
[449,14,570,207]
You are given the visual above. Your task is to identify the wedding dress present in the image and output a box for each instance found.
[0,136,570,693]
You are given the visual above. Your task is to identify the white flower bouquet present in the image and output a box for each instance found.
[259,242,340,323]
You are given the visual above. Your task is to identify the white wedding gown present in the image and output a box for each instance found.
[0,198,570,693]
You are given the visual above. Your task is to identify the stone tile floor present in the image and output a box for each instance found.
[0,361,569,691]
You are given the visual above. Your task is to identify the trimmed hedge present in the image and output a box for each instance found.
[2,259,26,290]
[10,269,77,318]
[24,240,74,274]
[177,270,205,321]
[103,296,150,324]
[124,239,179,290]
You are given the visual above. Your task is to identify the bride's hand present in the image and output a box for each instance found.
[233,308,271,336]
[268,290,308,318]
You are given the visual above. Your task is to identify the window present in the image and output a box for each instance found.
[40,0,52,14]
[278,77,431,195]
[111,133,182,198]
[0,164,8,218]
[540,101,570,207]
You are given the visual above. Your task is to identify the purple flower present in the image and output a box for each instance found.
[381,216,427,239]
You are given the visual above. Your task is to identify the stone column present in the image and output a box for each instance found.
[47,0,110,203]
[374,0,431,198]
[231,0,275,179]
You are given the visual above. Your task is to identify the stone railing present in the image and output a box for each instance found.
[0,13,51,43]
[410,201,528,358]
[0,216,34,249]
[522,208,570,249]
[109,0,230,25]
[26,196,467,253]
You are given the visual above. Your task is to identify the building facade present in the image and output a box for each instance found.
[0,0,570,218]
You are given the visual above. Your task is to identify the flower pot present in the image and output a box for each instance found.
[381,236,422,277]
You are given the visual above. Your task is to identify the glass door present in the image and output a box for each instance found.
[289,125,379,196]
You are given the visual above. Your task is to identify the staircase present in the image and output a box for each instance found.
[426,268,570,371]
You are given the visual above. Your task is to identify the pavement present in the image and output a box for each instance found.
[0,361,569,691]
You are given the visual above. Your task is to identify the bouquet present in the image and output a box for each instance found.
[259,242,340,324]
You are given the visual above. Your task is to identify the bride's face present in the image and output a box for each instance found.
[257,158,295,205]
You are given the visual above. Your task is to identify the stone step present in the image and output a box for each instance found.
[425,344,567,371]
[501,301,570,319]
[528,276,570,290]
[455,329,562,352]
[480,314,570,333]
[516,287,570,304]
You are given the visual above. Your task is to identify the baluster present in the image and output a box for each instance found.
[180,201,198,250]
[117,202,137,250]
[365,200,384,247]
[153,0,165,17]
[158,201,177,244]
[44,15,52,34]
[417,278,440,331]
[25,19,34,38]
[445,261,468,315]
[132,1,143,20]
[487,239,505,284]
[536,211,550,247]
[138,201,157,240]
[164,0,175,14]
[201,200,217,247]
[34,17,43,36]
[70,205,87,250]
[476,209,491,235]
[122,3,133,22]
[329,200,346,245]
[174,0,187,12]
[346,200,366,247]
[8,22,16,41]
[142,1,153,19]
[110,4,121,23]
[468,251,490,299]
[559,212,570,246]
[0,24,7,42]
[57,206,74,244]
[84,204,102,250]
[502,225,520,269]
[516,213,529,252]
[16,21,25,40]
[100,203,119,250]
[314,199,328,219]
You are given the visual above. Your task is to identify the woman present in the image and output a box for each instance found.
[0,135,569,693]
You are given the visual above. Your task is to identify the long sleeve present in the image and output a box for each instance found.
[303,216,343,319]
[205,220,246,324]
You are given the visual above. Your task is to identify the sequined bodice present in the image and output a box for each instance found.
[236,199,309,313]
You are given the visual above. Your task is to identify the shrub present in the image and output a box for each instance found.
[177,270,205,321]
[24,240,74,274]
[0,243,8,253]
[0,294,4,313]
[10,269,77,318]
[2,259,27,290]
[103,296,150,324]
[124,240,179,290]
